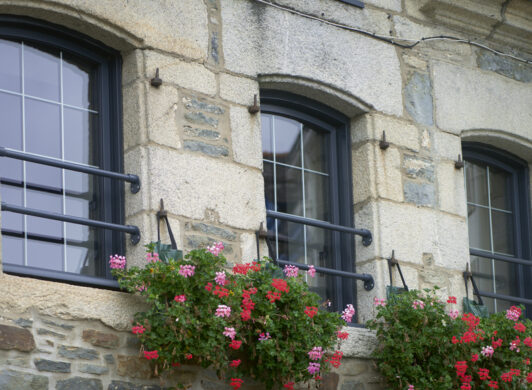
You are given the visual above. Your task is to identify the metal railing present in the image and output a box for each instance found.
[0,146,141,244]
[266,210,373,246]
[258,211,375,291]
[468,248,532,306]
[0,146,140,193]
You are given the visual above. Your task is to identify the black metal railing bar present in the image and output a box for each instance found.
[266,210,373,246]
[470,248,531,266]
[1,202,140,244]
[274,259,375,291]
[0,146,140,193]
[475,290,532,306]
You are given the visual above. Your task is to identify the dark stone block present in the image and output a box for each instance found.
[477,51,532,83]
[105,354,116,364]
[184,140,229,158]
[37,328,65,339]
[82,329,120,349]
[117,355,153,379]
[108,380,161,390]
[80,364,109,375]
[56,377,103,390]
[184,126,221,141]
[34,358,71,373]
[14,318,33,328]
[0,369,48,390]
[188,222,236,240]
[405,72,433,126]
[42,319,74,331]
[184,112,219,128]
[321,373,340,390]
[184,98,224,115]
[211,32,219,63]
[0,324,35,352]
[403,181,435,207]
[58,345,99,360]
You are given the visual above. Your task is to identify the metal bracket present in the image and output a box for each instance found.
[128,174,141,194]
[364,275,375,291]
[361,230,372,246]
[248,94,260,114]
[455,154,465,169]
[150,68,162,87]
[130,227,141,245]
[379,131,390,150]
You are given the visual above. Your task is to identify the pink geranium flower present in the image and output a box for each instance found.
[179,264,195,278]
[174,295,186,303]
[207,242,224,256]
[215,305,231,318]
[109,254,126,269]
[283,265,298,277]
[223,327,236,340]
[215,271,226,286]
[341,304,355,322]
[307,265,316,278]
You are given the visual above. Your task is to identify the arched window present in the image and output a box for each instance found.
[464,143,532,317]
[260,90,355,311]
[0,15,123,286]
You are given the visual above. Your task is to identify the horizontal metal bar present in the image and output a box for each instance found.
[337,0,365,9]
[1,202,140,245]
[3,263,119,289]
[476,290,532,306]
[470,248,531,266]
[0,146,140,193]
[276,259,375,291]
[266,210,372,246]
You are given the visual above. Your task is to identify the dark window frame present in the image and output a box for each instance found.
[260,90,355,312]
[337,0,365,9]
[463,142,532,317]
[0,15,124,288]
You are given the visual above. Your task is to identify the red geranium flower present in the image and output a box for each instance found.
[447,296,457,304]
[241,309,251,321]
[229,340,242,350]
[143,350,159,360]
[230,359,241,368]
[230,378,244,389]
[337,331,349,340]
[283,382,294,389]
[304,306,318,319]
[271,278,289,293]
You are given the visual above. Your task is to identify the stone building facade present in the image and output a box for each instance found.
[0,0,531,389]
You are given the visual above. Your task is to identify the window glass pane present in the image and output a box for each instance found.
[64,108,96,165]
[277,220,305,264]
[494,259,517,299]
[261,113,273,158]
[263,161,275,212]
[465,161,488,206]
[274,116,301,167]
[62,53,92,109]
[489,166,512,211]
[467,205,491,251]
[27,239,63,271]
[491,210,515,255]
[24,43,60,102]
[1,185,24,232]
[276,165,303,217]
[303,126,328,173]
[2,236,24,266]
[66,222,99,277]
[25,99,62,189]
[0,39,21,92]
[0,92,23,181]
[470,255,496,313]
[305,225,334,300]
[26,189,63,238]
[304,172,329,221]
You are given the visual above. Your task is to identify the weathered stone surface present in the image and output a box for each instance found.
[433,62,532,141]
[82,329,120,349]
[477,51,532,83]
[365,0,401,11]
[147,146,265,230]
[437,162,467,217]
[184,126,221,140]
[405,72,433,126]
[37,328,65,339]
[184,140,229,157]
[6,356,31,368]
[123,81,146,150]
[0,369,48,390]
[34,358,71,373]
[0,324,35,351]
[210,31,219,63]
[403,155,434,182]
[219,73,259,106]
[221,0,402,115]
[201,379,230,390]
[56,377,103,390]
[117,355,153,379]
[108,381,161,390]
[146,85,180,149]
[184,97,224,115]
[187,222,237,241]
[321,372,340,390]
[230,106,262,169]
[433,130,461,161]
[184,112,219,128]
[338,327,378,358]
[14,318,33,328]
[341,381,365,390]
[58,345,99,360]
[80,364,110,375]
[122,49,143,86]
[145,52,216,96]
[403,181,435,207]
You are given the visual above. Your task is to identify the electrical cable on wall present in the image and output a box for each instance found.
[252,0,532,66]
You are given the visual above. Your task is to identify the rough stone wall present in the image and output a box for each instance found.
[0,0,532,389]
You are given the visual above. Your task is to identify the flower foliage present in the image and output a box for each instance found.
[111,243,347,389]
[367,288,532,389]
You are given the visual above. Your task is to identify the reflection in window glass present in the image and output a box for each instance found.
[0,39,102,278]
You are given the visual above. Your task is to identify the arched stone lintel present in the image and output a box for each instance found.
[461,129,532,164]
